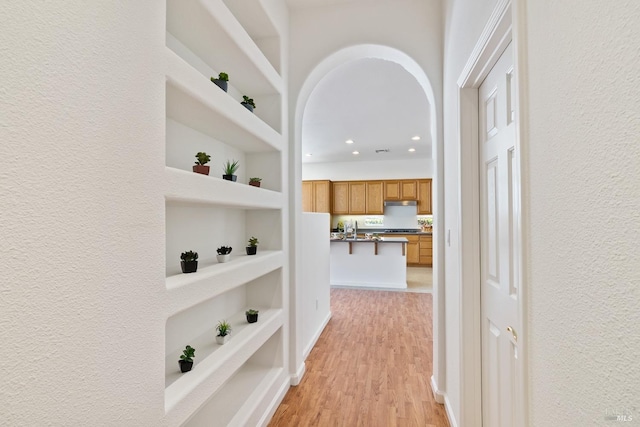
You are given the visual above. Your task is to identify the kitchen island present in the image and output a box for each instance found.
[330,237,408,289]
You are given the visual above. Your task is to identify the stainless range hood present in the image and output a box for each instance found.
[383,200,417,207]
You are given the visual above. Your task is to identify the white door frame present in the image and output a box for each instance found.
[457,0,529,425]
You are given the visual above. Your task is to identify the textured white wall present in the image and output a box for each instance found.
[0,2,166,425]
[302,158,433,181]
[443,0,640,425]
[524,1,640,425]
[300,213,331,357]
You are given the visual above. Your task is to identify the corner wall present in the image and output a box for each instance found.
[0,2,166,424]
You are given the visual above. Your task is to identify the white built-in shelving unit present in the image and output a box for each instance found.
[163,0,288,425]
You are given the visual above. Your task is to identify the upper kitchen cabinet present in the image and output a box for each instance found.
[365,181,384,215]
[302,180,331,213]
[417,179,432,214]
[332,182,349,215]
[349,182,367,215]
[384,180,418,200]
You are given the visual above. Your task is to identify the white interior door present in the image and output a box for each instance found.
[479,41,520,427]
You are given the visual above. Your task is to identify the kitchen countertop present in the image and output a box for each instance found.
[331,229,432,236]
[330,237,408,243]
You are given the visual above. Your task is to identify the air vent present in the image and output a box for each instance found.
[375,149,390,153]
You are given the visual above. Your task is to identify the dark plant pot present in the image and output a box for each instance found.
[180,260,198,274]
[212,79,228,92]
[241,102,254,112]
[246,246,257,256]
[249,181,261,187]
[192,165,210,175]
[246,313,259,323]
[179,360,193,373]
[222,174,237,182]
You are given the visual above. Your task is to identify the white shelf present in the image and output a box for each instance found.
[166,250,283,316]
[184,365,284,427]
[164,309,283,425]
[164,167,283,209]
[166,48,283,153]
[166,0,282,96]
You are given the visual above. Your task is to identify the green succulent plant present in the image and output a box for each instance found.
[180,251,198,262]
[241,95,256,108]
[216,320,232,337]
[217,246,232,255]
[246,309,259,315]
[180,345,195,363]
[194,152,210,166]
[247,236,259,247]
[217,72,228,81]
[223,159,239,175]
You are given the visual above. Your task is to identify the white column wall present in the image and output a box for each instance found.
[0,2,166,424]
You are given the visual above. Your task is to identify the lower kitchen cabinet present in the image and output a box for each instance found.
[394,234,432,266]
[396,235,420,265]
[419,235,433,266]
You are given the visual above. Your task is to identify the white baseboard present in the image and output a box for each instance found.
[303,311,332,359]
[430,375,446,404]
[444,394,459,427]
[258,376,291,427]
[290,362,306,386]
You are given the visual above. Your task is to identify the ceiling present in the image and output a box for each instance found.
[286,0,369,10]
[301,58,432,164]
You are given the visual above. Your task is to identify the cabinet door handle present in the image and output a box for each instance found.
[507,326,518,342]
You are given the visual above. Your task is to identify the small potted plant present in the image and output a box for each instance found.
[246,309,259,324]
[179,345,195,373]
[210,72,229,92]
[246,236,259,255]
[180,251,198,273]
[241,95,256,112]
[215,320,232,345]
[193,152,211,175]
[248,177,262,187]
[222,159,239,181]
[216,246,232,263]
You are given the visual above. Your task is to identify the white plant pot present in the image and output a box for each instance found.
[216,335,230,345]
[216,254,231,263]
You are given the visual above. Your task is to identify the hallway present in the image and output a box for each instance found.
[270,288,449,426]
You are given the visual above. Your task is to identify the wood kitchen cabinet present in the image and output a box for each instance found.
[384,181,401,200]
[397,234,420,265]
[384,180,418,200]
[332,181,349,214]
[419,234,433,266]
[349,181,367,214]
[417,179,432,214]
[400,180,418,200]
[302,180,332,213]
[365,181,384,214]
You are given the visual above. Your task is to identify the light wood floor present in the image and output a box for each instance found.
[269,288,449,427]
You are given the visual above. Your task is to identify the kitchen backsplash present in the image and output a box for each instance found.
[333,205,432,230]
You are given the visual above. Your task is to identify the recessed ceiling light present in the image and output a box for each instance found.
[411,135,421,141]
[408,148,416,152]
[305,153,312,157]
[352,151,359,155]
[345,139,354,144]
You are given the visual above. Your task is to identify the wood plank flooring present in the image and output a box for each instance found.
[269,289,449,427]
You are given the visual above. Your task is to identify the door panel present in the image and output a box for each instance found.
[480,41,519,427]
